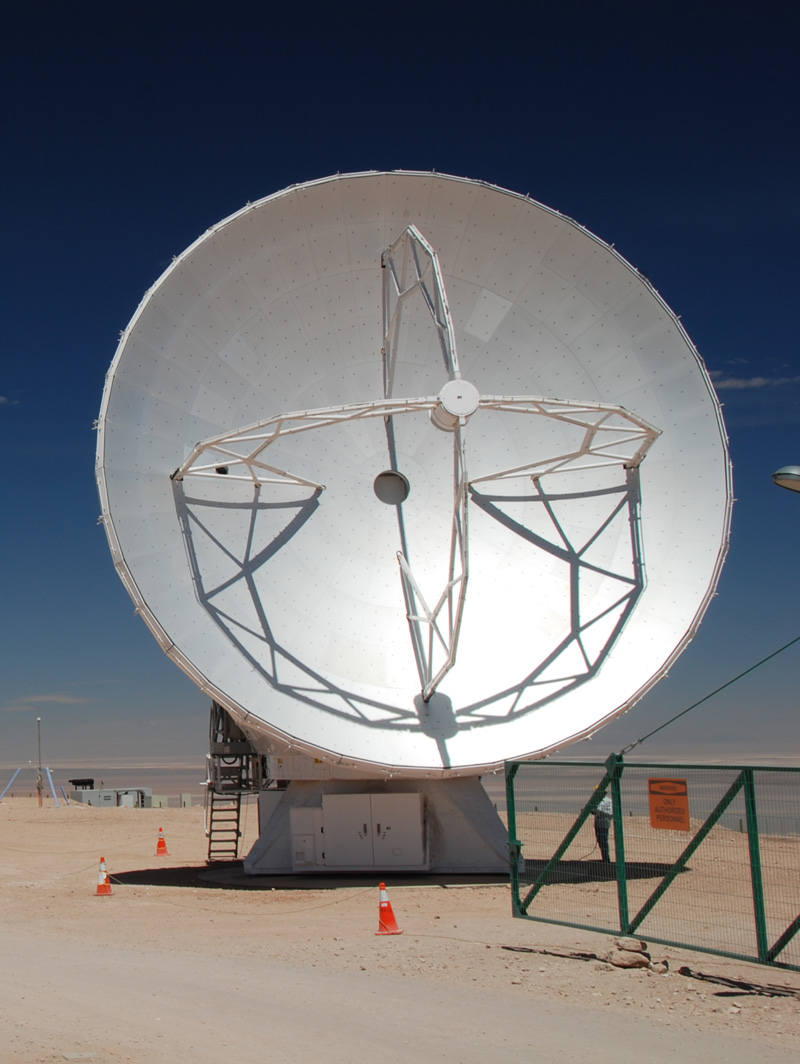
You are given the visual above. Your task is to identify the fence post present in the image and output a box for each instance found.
[608,752,629,932]
[743,768,769,962]
[505,762,522,915]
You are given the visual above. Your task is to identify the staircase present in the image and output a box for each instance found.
[205,702,265,863]
[206,763,245,861]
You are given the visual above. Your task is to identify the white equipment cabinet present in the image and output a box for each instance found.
[288,805,323,870]
[289,793,427,871]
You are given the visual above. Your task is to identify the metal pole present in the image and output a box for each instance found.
[608,752,629,932]
[36,716,43,808]
[505,762,522,915]
[743,769,769,962]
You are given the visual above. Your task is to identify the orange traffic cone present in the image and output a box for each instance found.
[95,856,112,896]
[156,826,169,856]
[375,881,403,935]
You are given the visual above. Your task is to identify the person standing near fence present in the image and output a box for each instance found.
[593,791,613,862]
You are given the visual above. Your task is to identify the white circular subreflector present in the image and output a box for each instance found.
[96,171,732,777]
[441,379,480,418]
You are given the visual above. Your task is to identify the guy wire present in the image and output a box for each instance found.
[621,633,800,754]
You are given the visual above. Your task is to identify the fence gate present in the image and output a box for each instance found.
[506,755,800,971]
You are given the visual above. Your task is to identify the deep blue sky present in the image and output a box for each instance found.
[2,2,798,768]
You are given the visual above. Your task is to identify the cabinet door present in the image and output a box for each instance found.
[322,794,374,866]
[289,806,323,870]
[371,793,425,866]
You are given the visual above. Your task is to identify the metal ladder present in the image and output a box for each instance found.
[206,762,245,861]
[204,702,265,863]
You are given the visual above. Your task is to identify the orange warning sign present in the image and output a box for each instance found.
[648,778,690,831]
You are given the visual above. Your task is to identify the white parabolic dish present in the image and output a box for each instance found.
[96,171,732,777]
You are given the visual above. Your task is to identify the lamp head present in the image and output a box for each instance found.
[772,466,800,493]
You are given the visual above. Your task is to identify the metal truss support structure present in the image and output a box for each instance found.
[172,225,660,705]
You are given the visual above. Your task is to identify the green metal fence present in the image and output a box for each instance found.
[506,755,800,971]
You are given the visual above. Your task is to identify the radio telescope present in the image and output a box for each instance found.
[96,172,731,872]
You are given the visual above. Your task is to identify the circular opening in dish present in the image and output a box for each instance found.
[373,470,410,505]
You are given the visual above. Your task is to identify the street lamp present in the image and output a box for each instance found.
[36,716,43,807]
[772,466,800,493]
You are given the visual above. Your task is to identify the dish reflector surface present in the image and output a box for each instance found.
[96,172,731,775]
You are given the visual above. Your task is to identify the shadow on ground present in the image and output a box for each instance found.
[111,863,510,890]
[112,858,678,890]
[521,858,682,884]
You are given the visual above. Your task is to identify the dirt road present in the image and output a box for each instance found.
[1,798,796,1062]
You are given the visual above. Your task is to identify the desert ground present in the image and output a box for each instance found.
[0,796,797,1063]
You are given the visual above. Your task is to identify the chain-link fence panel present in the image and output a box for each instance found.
[507,757,800,971]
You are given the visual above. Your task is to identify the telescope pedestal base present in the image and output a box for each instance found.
[243,777,508,875]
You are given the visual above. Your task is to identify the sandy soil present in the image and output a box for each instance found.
[0,796,797,1063]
